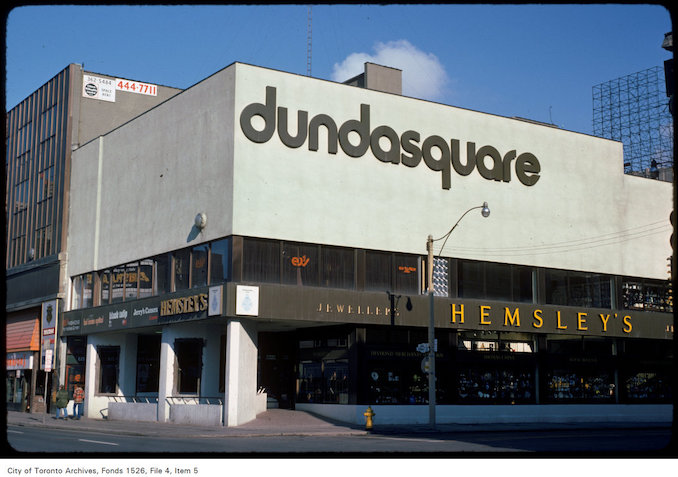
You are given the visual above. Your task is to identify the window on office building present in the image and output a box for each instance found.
[394,254,419,294]
[622,278,672,312]
[97,346,120,394]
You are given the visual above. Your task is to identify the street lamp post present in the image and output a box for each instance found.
[426,201,490,428]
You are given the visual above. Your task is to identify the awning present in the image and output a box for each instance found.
[6,313,40,352]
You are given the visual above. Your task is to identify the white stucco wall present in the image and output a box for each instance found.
[232,64,672,279]
[68,63,672,280]
[69,66,236,276]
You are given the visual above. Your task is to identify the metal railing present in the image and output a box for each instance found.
[165,396,223,406]
[107,395,158,404]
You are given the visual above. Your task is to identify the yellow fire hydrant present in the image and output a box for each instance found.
[364,406,375,431]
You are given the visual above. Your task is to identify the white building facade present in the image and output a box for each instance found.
[62,63,673,426]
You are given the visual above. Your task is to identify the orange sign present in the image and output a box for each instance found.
[291,255,310,268]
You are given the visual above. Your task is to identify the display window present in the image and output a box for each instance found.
[544,369,615,402]
[456,368,535,404]
[136,335,161,394]
[97,346,119,394]
[174,338,203,394]
[65,336,86,397]
[622,278,672,312]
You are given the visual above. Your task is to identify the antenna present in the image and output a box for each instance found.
[307,6,312,76]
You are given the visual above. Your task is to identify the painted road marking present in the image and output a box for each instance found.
[79,438,119,446]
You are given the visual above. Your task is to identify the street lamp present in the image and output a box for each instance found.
[425,201,490,428]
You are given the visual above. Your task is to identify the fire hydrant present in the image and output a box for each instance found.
[364,406,375,431]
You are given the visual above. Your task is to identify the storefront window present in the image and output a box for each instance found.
[175,339,203,394]
[282,242,319,286]
[97,346,119,394]
[622,278,672,312]
[365,251,392,292]
[457,368,535,404]
[394,254,419,294]
[210,239,230,284]
[321,246,354,289]
[459,260,533,302]
[545,270,611,308]
[138,259,154,298]
[243,238,280,283]
[110,267,125,303]
[65,337,86,398]
[71,276,83,309]
[153,254,171,295]
[191,244,209,288]
[100,270,111,305]
[136,335,161,394]
[124,263,139,300]
[545,370,615,402]
[173,249,190,291]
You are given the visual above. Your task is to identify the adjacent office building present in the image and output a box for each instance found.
[5,64,181,412]
[56,62,673,426]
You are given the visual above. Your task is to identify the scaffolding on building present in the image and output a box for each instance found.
[592,66,673,181]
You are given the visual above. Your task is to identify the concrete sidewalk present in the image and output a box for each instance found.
[6,409,673,439]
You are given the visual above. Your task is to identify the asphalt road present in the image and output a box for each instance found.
[5,424,674,456]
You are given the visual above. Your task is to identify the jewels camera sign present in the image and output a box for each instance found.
[240,86,541,190]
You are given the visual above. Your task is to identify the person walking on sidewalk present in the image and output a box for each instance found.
[72,384,84,419]
[55,385,69,419]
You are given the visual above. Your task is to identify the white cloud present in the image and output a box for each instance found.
[331,40,449,102]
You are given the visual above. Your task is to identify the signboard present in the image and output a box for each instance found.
[82,75,116,102]
[41,300,58,370]
[209,286,223,316]
[236,285,260,316]
[44,349,53,373]
[115,78,158,96]
[6,351,33,371]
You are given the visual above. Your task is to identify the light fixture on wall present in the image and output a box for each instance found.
[194,212,208,230]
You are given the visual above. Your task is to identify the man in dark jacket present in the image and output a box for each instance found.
[55,385,69,419]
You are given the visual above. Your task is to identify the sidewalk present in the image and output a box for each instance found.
[6,409,673,439]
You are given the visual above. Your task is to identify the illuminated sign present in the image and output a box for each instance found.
[240,86,541,190]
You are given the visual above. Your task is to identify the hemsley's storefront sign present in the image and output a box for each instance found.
[240,86,541,190]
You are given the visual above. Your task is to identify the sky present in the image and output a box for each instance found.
[4,4,673,135]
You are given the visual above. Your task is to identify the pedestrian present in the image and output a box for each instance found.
[55,385,69,419]
[72,384,84,419]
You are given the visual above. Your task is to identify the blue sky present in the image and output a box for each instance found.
[4,4,672,135]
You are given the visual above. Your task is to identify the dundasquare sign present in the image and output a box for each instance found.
[240,86,542,190]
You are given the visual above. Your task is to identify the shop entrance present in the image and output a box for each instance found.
[258,331,297,409]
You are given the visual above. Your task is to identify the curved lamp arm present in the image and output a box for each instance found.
[430,202,490,259]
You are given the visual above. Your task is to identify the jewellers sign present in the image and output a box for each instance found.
[240,86,541,190]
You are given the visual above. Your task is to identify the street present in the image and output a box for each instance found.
[5,424,674,455]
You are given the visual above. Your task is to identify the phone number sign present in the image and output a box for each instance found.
[115,78,157,96]
[83,75,158,102]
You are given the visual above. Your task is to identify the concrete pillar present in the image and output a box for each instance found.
[223,318,258,427]
[157,326,175,422]
[83,340,97,418]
